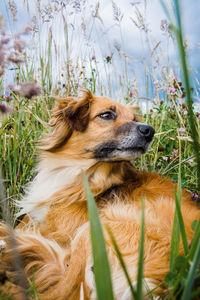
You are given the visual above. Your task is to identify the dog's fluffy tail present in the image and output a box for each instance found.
[0,223,76,300]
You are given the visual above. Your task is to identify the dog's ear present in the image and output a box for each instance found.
[40,89,94,151]
[127,105,142,122]
[64,93,92,132]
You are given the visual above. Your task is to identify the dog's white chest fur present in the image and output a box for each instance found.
[16,158,95,222]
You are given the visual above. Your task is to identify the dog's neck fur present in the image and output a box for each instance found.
[17,151,140,223]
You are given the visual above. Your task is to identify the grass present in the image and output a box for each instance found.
[0,0,200,299]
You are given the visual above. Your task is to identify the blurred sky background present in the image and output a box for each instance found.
[0,0,200,109]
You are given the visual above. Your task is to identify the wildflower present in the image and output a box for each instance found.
[178,127,185,136]
[0,103,10,114]
[92,55,96,60]
[4,94,10,101]
[170,149,178,160]
[170,87,176,95]
[192,192,199,201]
[129,91,134,97]
[172,149,178,155]
[9,82,41,99]
[163,156,168,161]
[198,114,200,120]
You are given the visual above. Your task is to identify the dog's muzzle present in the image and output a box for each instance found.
[93,122,155,161]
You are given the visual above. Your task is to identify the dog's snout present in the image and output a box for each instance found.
[137,124,155,142]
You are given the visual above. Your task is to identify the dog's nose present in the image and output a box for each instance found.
[137,124,155,142]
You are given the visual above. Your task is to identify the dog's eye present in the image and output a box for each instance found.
[97,111,116,121]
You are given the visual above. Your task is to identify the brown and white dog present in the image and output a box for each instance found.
[0,89,199,299]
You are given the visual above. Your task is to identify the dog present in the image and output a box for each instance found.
[0,89,199,300]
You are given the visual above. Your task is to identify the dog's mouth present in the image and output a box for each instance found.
[101,146,145,154]
[93,141,149,161]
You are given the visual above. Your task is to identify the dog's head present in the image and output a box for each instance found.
[40,89,155,161]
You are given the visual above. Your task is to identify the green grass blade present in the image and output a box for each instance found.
[174,190,189,255]
[136,198,145,300]
[83,173,114,300]
[181,238,200,300]
[170,136,182,270]
[189,218,200,261]
[170,202,180,271]
[106,226,137,300]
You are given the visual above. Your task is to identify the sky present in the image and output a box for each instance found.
[1,0,200,108]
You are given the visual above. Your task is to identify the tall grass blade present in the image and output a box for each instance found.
[106,226,137,299]
[181,239,200,300]
[136,197,145,300]
[83,173,114,300]
[170,206,180,271]
[170,135,182,270]
[174,137,189,256]
[174,191,189,255]
[189,218,200,261]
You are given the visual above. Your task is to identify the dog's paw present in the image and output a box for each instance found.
[0,239,6,251]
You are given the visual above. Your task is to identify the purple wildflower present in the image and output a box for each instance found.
[92,55,96,60]
[129,91,134,97]
[170,87,176,95]
[198,114,200,120]
[192,192,199,201]
[4,94,10,101]
[0,103,10,114]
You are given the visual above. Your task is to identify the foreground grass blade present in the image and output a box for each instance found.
[136,197,145,300]
[83,173,114,300]
[170,136,182,270]
[189,218,200,261]
[181,239,200,300]
[174,139,189,256]
[170,203,180,271]
[107,226,137,299]
[174,191,189,256]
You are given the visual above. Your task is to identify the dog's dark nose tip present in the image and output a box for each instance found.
[137,124,155,142]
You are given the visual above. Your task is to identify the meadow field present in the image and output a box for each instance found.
[0,0,200,299]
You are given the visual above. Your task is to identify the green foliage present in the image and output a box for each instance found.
[0,95,53,218]
[136,198,145,300]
